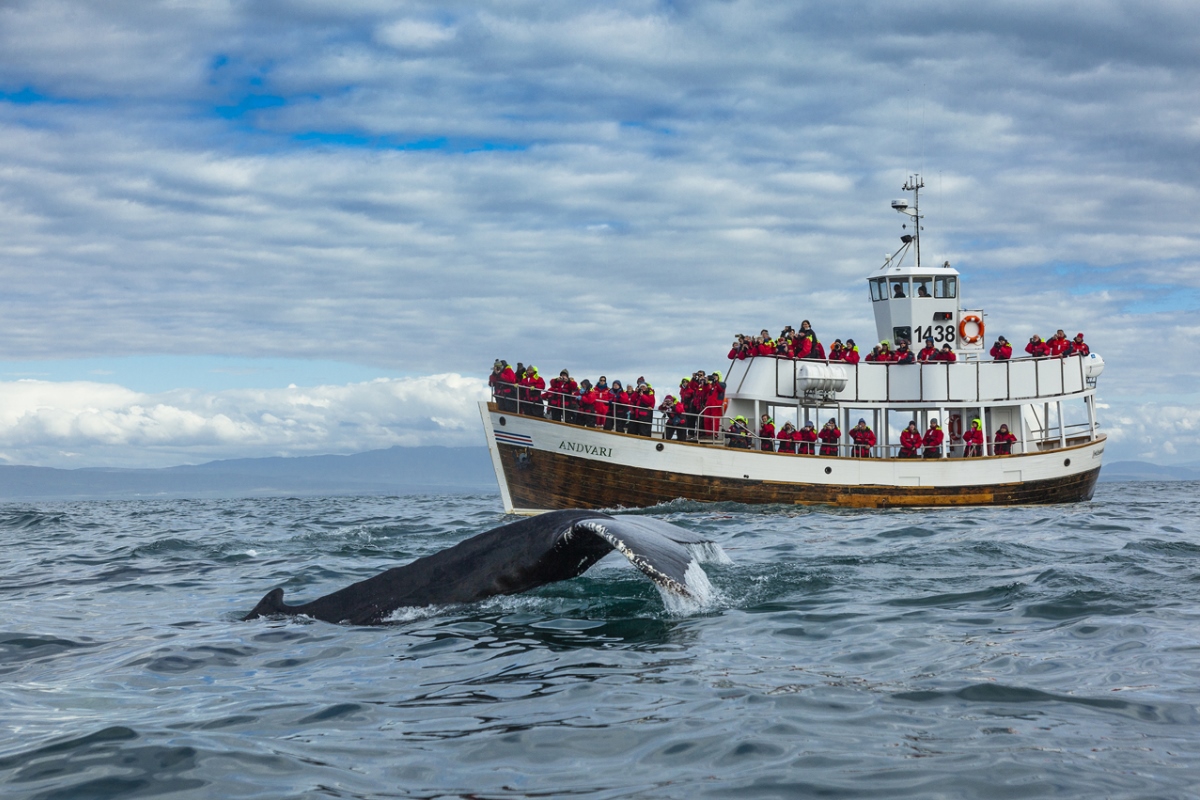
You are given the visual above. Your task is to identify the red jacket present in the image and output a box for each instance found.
[994,430,1018,455]
[796,427,818,455]
[899,428,922,457]
[792,337,813,359]
[990,342,1012,360]
[935,350,957,362]
[923,427,944,453]
[843,348,860,365]
[1047,335,1071,356]
[777,428,798,453]
[520,374,545,402]
[593,389,612,420]
[918,346,938,362]
[1026,340,1050,358]
[849,426,876,457]
[818,425,840,456]
[1072,339,1090,356]
[759,422,776,450]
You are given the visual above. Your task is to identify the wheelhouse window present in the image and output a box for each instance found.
[869,278,888,301]
[934,275,957,299]
[890,278,909,299]
[913,277,933,298]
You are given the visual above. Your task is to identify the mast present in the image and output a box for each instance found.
[902,174,924,269]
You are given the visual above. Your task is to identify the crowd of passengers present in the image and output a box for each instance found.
[724,414,1019,457]
[488,361,729,441]
[727,322,1089,364]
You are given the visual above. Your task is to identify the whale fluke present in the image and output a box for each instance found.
[243,510,727,625]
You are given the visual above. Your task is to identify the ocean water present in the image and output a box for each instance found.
[2,483,1199,799]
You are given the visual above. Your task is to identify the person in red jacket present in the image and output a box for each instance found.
[1071,332,1090,356]
[791,334,813,360]
[546,370,575,421]
[923,419,945,458]
[818,418,841,456]
[633,383,655,437]
[828,340,845,361]
[899,420,922,458]
[519,366,546,417]
[849,418,877,458]
[608,380,630,432]
[776,421,798,454]
[577,380,597,427]
[865,345,884,362]
[495,360,519,412]
[935,344,957,362]
[917,337,938,362]
[593,377,612,429]
[1025,335,1049,358]
[990,336,1012,360]
[962,418,984,457]
[1047,329,1070,357]
[843,340,861,365]
[701,374,724,439]
[797,420,818,455]
[659,394,686,440]
[993,423,1018,455]
[758,415,776,451]
[811,336,826,360]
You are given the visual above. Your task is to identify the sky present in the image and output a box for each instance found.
[1,0,1198,469]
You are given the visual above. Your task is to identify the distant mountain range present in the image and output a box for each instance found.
[0,449,1192,502]
[0,446,498,501]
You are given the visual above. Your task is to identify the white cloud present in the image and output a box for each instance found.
[0,374,489,468]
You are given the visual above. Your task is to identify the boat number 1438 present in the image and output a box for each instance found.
[914,324,956,344]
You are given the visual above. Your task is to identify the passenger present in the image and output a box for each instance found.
[809,334,826,360]
[936,344,957,362]
[791,333,813,360]
[578,380,596,426]
[547,369,573,421]
[843,339,861,365]
[798,320,816,342]
[593,377,612,429]
[660,394,687,441]
[828,339,845,361]
[797,420,819,455]
[899,420,922,458]
[756,336,776,357]
[1071,332,1090,356]
[993,423,1018,455]
[865,345,884,363]
[962,418,984,457]
[610,380,630,433]
[849,418,877,458]
[519,366,545,418]
[1025,335,1050,358]
[894,341,915,364]
[759,415,776,452]
[818,418,841,456]
[493,360,518,412]
[776,422,798,454]
[701,373,725,439]
[990,336,1012,360]
[917,337,938,363]
[878,340,894,361]
[725,415,753,449]
[634,383,655,437]
[923,419,945,458]
[1047,329,1070,357]
[775,338,791,357]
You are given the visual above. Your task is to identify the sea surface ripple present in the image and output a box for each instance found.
[2,483,1200,799]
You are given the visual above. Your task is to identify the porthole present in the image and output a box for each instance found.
[656,443,664,452]
[498,417,506,426]
[824,466,832,475]
[1064,458,1071,467]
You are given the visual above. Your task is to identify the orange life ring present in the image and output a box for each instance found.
[723,398,729,414]
[948,414,963,442]
[959,314,984,344]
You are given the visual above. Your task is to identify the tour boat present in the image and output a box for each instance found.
[479,177,1106,514]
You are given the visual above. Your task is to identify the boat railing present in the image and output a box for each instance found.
[732,352,1094,405]
[488,382,1096,459]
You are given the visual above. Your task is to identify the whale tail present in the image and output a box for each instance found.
[243,587,289,620]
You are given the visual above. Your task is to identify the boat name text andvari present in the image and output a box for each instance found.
[559,441,613,458]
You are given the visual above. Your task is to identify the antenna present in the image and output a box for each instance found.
[901,175,924,268]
